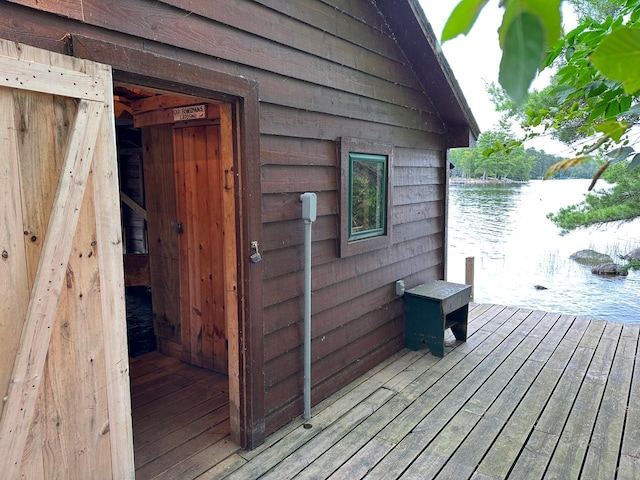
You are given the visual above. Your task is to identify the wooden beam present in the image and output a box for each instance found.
[93,63,136,479]
[120,190,148,221]
[221,103,241,444]
[133,104,220,128]
[0,52,105,101]
[131,94,222,114]
[446,125,476,149]
[0,99,103,477]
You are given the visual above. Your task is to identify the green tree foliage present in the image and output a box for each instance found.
[444,0,640,229]
[532,4,640,161]
[450,130,535,180]
[443,0,562,102]
[444,0,640,164]
[527,147,599,177]
[567,0,624,21]
[548,161,640,231]
[451,141,597,180]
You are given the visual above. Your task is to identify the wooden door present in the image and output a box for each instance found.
[141,124,181,350]
[174,124,228,374]
[0,40,134,478]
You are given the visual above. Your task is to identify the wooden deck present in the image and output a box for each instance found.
[131,303,640,479]
[128,352,238,479]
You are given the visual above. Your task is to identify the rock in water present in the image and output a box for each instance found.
[623,248,640,261]
[570,249,613,266]
[591,263,628,276]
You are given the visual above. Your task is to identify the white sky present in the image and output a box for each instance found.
[418,0,577,155]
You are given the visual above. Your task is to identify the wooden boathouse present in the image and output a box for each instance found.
[0,0,479,477]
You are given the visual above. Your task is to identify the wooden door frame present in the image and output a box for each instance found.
[70,35,265,449]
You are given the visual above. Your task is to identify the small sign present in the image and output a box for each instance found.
[173,104,206,121]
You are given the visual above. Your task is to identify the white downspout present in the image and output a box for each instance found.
[300,192,317,422]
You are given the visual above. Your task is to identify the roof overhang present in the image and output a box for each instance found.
[375,0,481,148]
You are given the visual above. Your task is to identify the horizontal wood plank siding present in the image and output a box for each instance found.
[260,104,443,145]
[254,0,396,55]
[158,0,421,89]
[262,192,338,223]
[3,0,450,438]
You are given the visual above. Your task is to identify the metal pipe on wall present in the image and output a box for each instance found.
[300,193,317,422]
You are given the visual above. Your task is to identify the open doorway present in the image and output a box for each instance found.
[114,84,242,476]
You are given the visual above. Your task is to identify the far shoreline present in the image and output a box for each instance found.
[449,177,526,184]
[448,177,592,185]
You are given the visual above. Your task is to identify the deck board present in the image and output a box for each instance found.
[363,309,551,479]
[545,322,622,480]
[129,353,236,479]
[582,325,638,479]
[133,304,639,480]
[474,314,591,479]
[429,313,572,480]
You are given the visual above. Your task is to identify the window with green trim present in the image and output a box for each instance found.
[339,137,393,258]
[349,153,387,240]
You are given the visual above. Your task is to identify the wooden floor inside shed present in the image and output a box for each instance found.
[202,303,640,480]
[129,352,239,479]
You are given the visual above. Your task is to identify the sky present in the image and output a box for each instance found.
[418,0,504,131]
[418,0,577,155]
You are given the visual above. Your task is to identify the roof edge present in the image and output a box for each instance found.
[376,0,481,143]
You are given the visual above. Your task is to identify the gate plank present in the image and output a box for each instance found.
[0,90,31,412]
[92,62,136,479]
[0,99,103,477]
[0,53,105,101]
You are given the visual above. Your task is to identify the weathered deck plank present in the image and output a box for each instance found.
[128,353,237,479]
[619,323,640,480]
[429,313,572,480]
[259,388,395,479]
[473,314,590,479]
[506,318,607,479]
[582,324,638,479]
[544,321,622,479]
[367,310,560,479]
[136,303,639,480]
[223,349,429,478]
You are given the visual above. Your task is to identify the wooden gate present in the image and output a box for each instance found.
[0,39,134,478]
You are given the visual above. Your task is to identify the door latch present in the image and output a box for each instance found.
[250,241,262,264]
[171,221,183,234]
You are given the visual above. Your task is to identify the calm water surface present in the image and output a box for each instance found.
[447,179,640,324]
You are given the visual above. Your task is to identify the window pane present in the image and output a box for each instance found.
[350,154,386,239]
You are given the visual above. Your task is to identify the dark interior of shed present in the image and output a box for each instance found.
[114,86,156,357]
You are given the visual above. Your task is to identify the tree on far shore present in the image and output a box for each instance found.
[449,130,597,180]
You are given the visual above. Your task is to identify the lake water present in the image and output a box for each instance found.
[446,179,640,324]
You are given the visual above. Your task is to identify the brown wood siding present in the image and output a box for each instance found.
[2,0,450,439]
